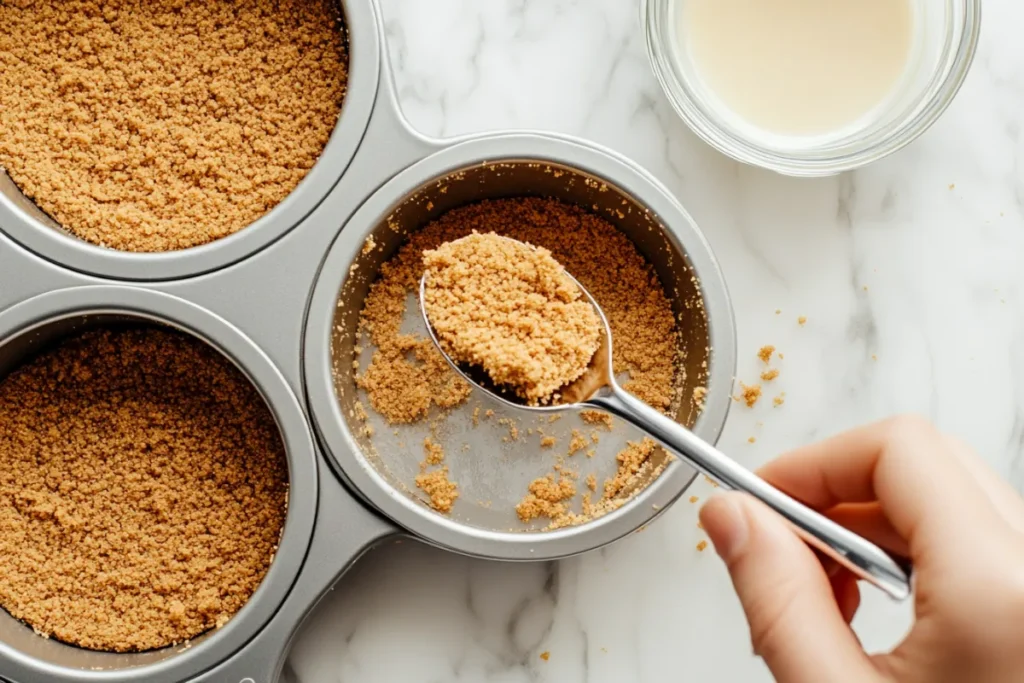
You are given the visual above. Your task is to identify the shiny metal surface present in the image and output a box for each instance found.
[421,268,910,600]
[590,385,913,600]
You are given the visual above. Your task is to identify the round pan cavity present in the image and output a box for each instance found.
[0,0,379,283]
[0,287,317,683]
[304,132,737,562]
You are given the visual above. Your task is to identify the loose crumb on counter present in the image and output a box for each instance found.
[697,540,708,552]
[540,436,557,448]
[748,436,757,444]
[689,496,699,504]
[798,316,808,326]
[760,368,779,381]
[738,382,762,408]
[757,345,776,364]
[423,437,445,466]
[773,393,786,407]
[540,651,551,662]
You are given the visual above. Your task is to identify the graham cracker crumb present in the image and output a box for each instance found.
[568,429,588,456]
[696,540,708,552]
[773,394,786,407]
[0,0,348,252]
[586,474,597,492]
[580,410,613,429]
[748,436,756,443]
[0,327,287,652]
[355,197,680,424]
[693,386,707,409]
[798,316,808,326]
[362,235,377,256]
[689,496,699,503]
[738,383,762,408]
[422,233,601,405]
[540,436,557,448]
[540,651,551,662]
[516,474,576,522]
[757,345,776,364]
[498,417,520,442]
[423,438,445,466]
[760,368,779,381]
[415,468,459,513]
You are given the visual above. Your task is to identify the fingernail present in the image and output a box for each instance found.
[699,493,749,564]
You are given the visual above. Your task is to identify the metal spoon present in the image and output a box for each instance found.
[419,266,912,601]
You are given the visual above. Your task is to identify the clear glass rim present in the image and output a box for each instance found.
[643,0,983,177]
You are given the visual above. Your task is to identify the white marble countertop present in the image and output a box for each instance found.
[286,0,1023,680]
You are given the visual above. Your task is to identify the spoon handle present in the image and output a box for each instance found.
[586,387,913,601]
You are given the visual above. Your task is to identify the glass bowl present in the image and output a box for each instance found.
[643,0,982,177]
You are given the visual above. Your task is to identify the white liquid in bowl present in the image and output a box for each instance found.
[681,0,914,139]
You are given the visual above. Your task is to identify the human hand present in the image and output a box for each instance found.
[699,416,1024,683]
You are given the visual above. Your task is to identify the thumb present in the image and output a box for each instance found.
[700,493,880,683]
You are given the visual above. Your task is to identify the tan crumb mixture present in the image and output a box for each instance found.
[568,429,588,456]
[748,437,757,444]
[515,474,577,522]
[0,0,348,252]
[760,368,780,381]
[355,197,680,426]
[415,438,458,513]
[689,496,699,504]
[540,651,551,662]
[422,233,601,405]
[738,382,762,408]
[696,540,708,552]
[518,438,670,530]
[798,316,808,326]
[414,468,459,514]
[356,336,471,424]
[757,345,776,364]
[540,436,557,448]
[0,327,287,652]
[423,437,445,466]
[498,417,520,442]
[693,386,707,410]
[580,410,614,429]
[773,393,786,407]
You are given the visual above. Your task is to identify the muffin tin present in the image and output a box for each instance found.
[0,1,736,681]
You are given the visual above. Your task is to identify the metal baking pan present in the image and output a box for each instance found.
[0,1,736,681]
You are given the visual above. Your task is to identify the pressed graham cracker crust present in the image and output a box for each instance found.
[0,0,347,252]
[0,327,288,652]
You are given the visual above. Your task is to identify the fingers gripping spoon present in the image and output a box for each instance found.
[419,255,912,601]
